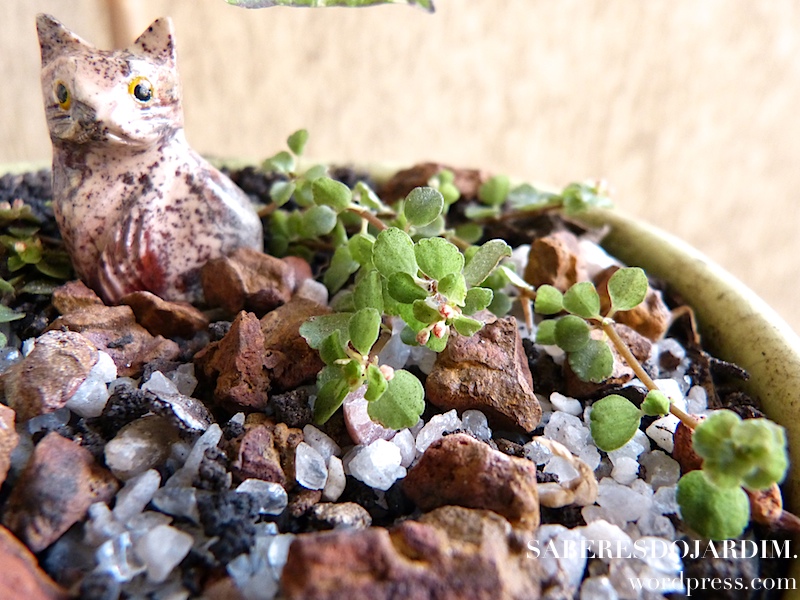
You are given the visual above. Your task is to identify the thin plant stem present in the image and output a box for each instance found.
[600,320,700,430]
[347,207,387,231]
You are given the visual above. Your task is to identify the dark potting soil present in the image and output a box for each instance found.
[0,167,793,599]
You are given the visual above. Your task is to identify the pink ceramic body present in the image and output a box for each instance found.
[37,14,263,304]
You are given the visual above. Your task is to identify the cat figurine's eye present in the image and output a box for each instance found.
[128,76,154,103]
[54,81,70,110]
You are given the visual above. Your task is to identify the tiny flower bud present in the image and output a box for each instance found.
[432,321,447,338]
[416,329,431,345]
[439,303,456,319]
[379,364,395,381]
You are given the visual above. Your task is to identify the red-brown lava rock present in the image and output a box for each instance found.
[425,316,541,432]
[2,432,119,552]
[281,505,540,600]
[403,433,540,529]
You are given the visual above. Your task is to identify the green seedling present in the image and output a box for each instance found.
[264,131,791,540]
[0,199,74,347]
[268,131,511,428]
[533,266,789,539]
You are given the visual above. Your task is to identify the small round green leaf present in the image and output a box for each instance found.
[487,291,512,317]
[562,281,601,319]
[269,180,296,206]
[323,245,360,293]
[454,223,483,244]
[691,410,740,462]
[738,419,788,490]
[354,269,384,312]
[676,470,750,540]
[348,233,375,266]
[462,240,512,286]
[694,410,789,490]
[300,204,338,238]
[608,267,648,313]
[349,308,382,356]
[412,214,446,238]
[0,304,25,324]
[464,205,500,220]
[438,273,467,306]
[364,364,389,402]
[312,177,352,212]
[314,376,350,425]
[263,150,295,174]
[287,128,309,155]
[452,315,482,336]
[367,369,425,429]
[589,394,643,452]
[18,242,42,265]
[404,187,444,226]
[569,338,614,382]
[425,329,449,351]
[37,254,72,280]
[299,312,353,349]
[554,315,591,353]
[319,330,348,365]
[415,237,464,281]
[641,390,671,416]
[535,319,557,345]
[507,183,558,210]
[412,299,441,324]
[463,287,493,315]
[534,285,564,315]
[478,175,510,207]
[373,227,418,278]
[387,272,428,304]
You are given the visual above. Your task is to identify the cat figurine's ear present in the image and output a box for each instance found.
[36,14,93,65]
[129,18,176,66]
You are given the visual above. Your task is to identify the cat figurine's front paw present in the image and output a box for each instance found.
[37,14,264,304]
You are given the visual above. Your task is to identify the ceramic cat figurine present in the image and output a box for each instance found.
[36,14,263,304]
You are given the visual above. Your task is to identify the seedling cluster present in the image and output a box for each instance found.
[533,270,789,539]
[0,199,73,346]
[268,131,790,541]
[258,130,791,540]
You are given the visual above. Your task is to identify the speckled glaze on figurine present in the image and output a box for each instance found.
[36,14,263,304]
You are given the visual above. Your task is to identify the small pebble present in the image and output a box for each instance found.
[545,456,580,483]
[96,532,145,582]
[550,392,583,416]
[639,450,680,489]
[151,486,199,523]
[113,469,161,524]
[461,409,492,441]
[523,439,552,465]
[415,409,461,454]
[294,442,328,490]
[580,576,619,600]
[347,438,405,491]
[302,424,341,462]
[390,428,416,468]
[322,455,346,502]
[610,456,639,485]
[166,363,197,396]
[652,485,679,515]
[544,411,590,455]
[236,479,289,515]
[133,524,194,584]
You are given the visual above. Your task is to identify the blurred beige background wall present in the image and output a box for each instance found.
[3,1,800,333]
